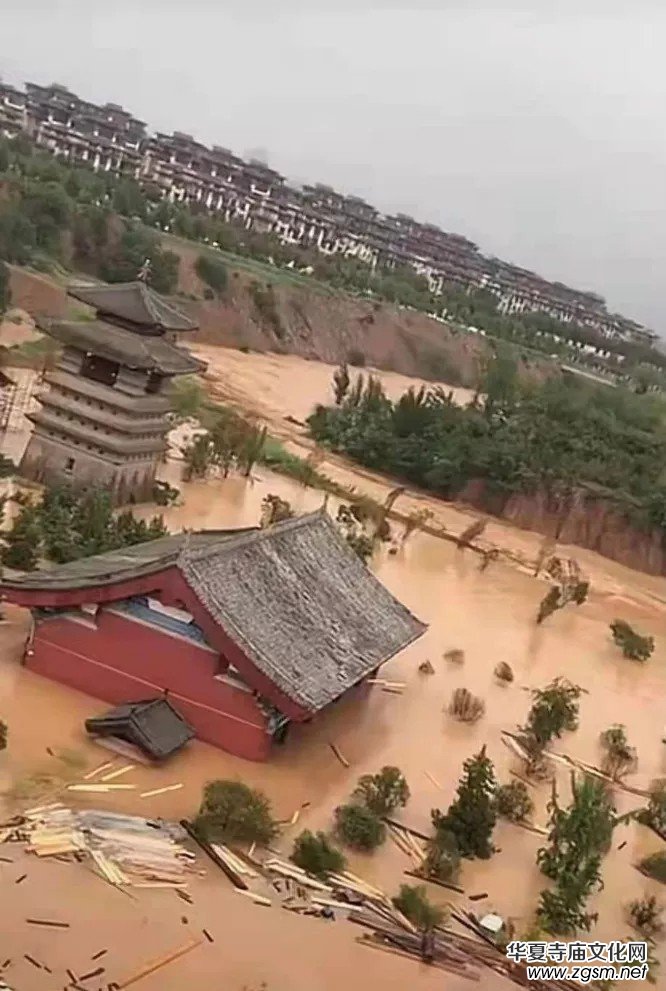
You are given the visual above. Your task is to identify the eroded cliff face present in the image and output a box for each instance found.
[460,481,666,576]
[7,262,665,577]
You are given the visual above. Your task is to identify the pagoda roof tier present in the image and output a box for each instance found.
[40,319,204,376]
[1,512,426,714]
[28,410,167,457]
[37,390,170,436]
[45,370,171,414]
[68,281,197,333]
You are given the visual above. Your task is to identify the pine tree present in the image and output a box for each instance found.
[432,746,497,859]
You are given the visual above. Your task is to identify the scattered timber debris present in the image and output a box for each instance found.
[456,518,488,549]
[116,938,203,989]
[9,806,197,888]
[329,742,350,768]
[25,918,70,928]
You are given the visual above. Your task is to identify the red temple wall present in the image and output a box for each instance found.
[27,609,273,761]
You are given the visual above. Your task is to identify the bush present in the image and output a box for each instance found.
[599,724,637,780]
[638,780,666,834]
[494,661,514,683]
[347,348,366,367]
[611,620,655,661]
[334,803,386,851]
[195,253,228,295]
[496,781,534,823]
[353,766,410,816]
[152,480,180,506]
[392,884,445,932]
[193,780,279,846]
[260,494,294,528]
[449,687,485,723]
[291,830,346,878]
[628,894,663,939]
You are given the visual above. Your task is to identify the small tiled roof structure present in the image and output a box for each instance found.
[68,281,197,333]
[3,512,426,713]
[85,698,194,760]
[38,318,204,375]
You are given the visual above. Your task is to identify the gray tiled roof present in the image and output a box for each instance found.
[40,318,204,375]
[2,513,426,712]
[180,511,426,712]
[68,281,197,332]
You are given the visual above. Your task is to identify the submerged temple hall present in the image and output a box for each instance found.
[20,280,204,503]
[0,512,426,760]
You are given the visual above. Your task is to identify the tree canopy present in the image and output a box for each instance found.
[432,747,497,860]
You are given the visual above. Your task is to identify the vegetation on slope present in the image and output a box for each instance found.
[307,354,666,536]
[0,134,664,386]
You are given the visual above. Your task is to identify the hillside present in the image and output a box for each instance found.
[5,247,498,389]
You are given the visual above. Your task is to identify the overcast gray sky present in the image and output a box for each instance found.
[2,1,665,329]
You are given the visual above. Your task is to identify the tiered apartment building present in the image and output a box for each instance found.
[0,77,657,347]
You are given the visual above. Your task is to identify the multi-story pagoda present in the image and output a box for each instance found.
[20,280,204,504]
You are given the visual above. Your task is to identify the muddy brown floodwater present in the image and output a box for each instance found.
[1,344,666,988]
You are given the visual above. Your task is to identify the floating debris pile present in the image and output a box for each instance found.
[6,804,198,887]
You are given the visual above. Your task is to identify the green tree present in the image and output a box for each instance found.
[422,828,461,882]
[2,503,41,570]
[537,775,615,882]
[519,678,582,762]
[628,895,663,940]
[195,253,228,295]
[432,746,497,859]
[392,884,445,932]
[480,347,518,418]
[353,766,410,816]
[291,830,346,878]
[193,780,279,846]
[334,803,386,851]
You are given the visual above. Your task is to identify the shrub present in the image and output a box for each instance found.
[334,803,386,851]
[195,253,228,295]
[392,884,445,932]
[291,830,346,878]
[193,780,279,846]
[260,494,294,528]
[496,781,534,823]
[628,895,663,939]
[611,620,655,661]
[353,766,410,816]
[449,687,485,723]
[638,780,666,834]
[346,348,366,367]
[152,480,180,506]
[494,661,514,683]
[599,724,637,780]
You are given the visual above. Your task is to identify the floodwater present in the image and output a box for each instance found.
[1,343,666,987]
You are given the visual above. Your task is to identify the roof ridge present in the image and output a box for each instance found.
[178,509,327,564]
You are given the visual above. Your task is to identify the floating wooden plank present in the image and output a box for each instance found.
[101,764,135,782]
[329,742,350,768]
[92,737,153,765]
[26,918,70,928]
[83,761,115,781]
[140,784,183,799]
[118,939,203,989]
[404,869,465,894]
[234,889,272,906]
[67,784,136,792]
[424,770,442,789]
[382,817,430,842]
[180,820,248,890]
